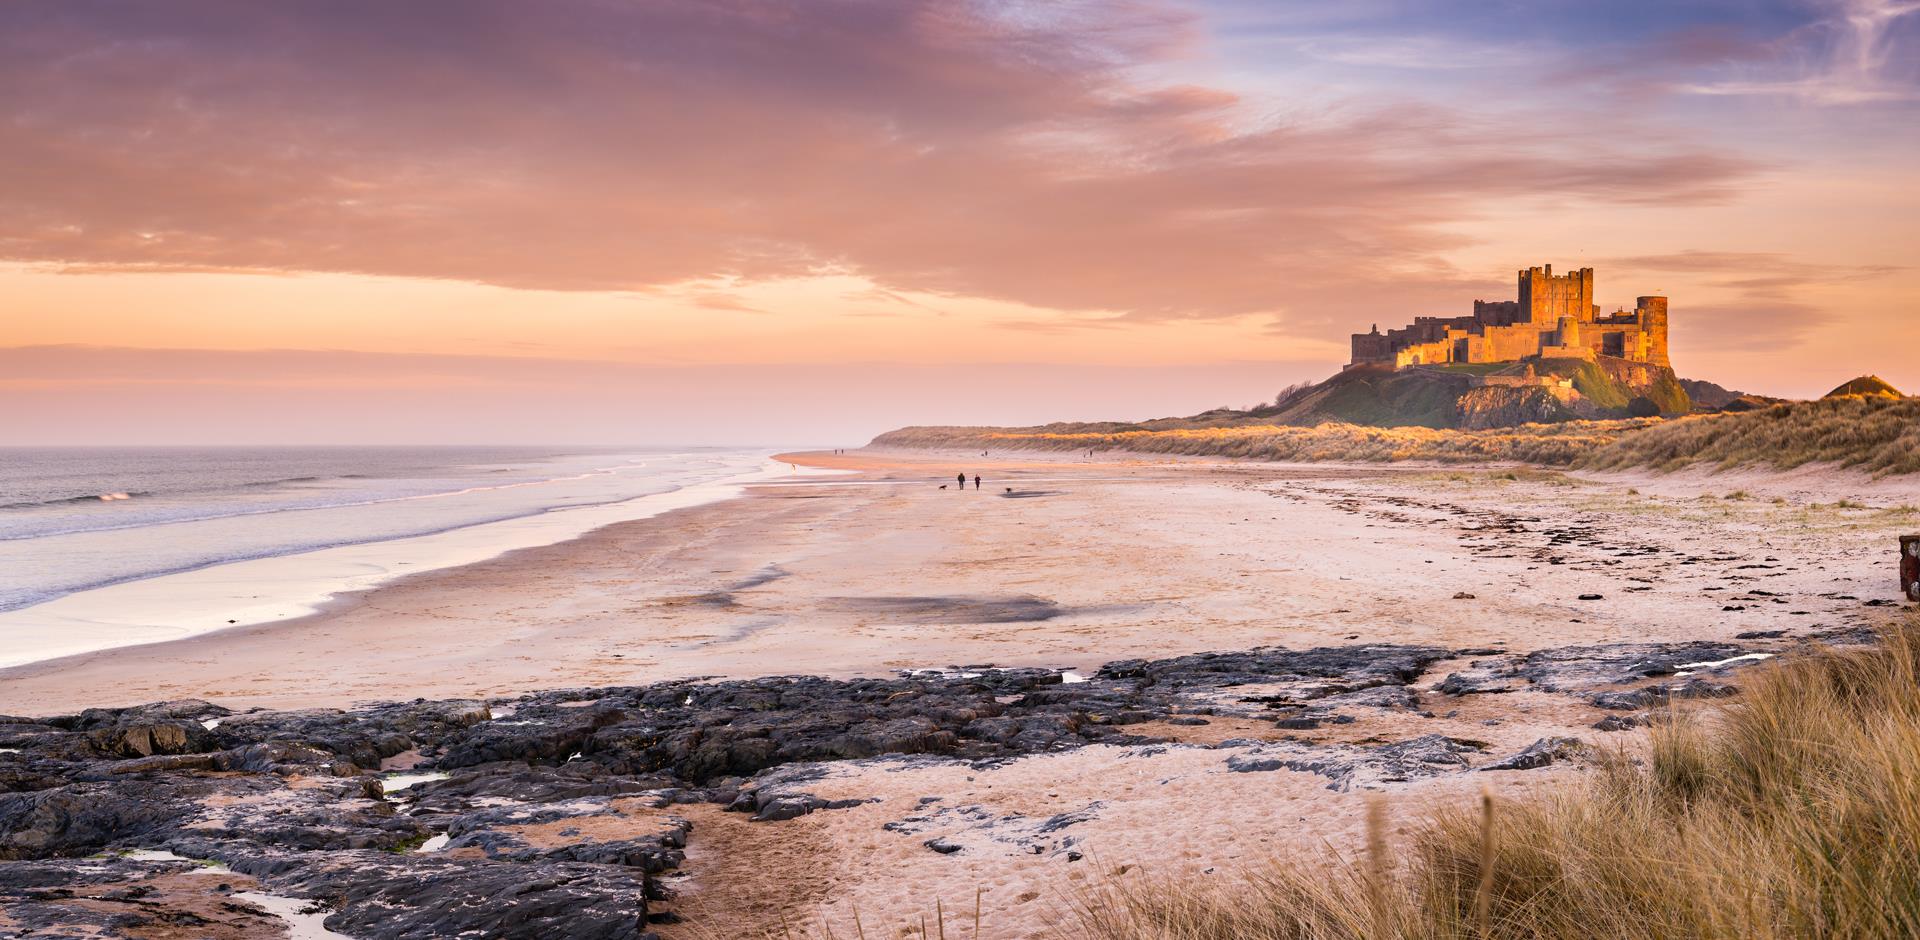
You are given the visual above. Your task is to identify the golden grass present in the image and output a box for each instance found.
[874,394,1919,476]
[1070,614,1920,940]
[872,419,1657,467]
[1580,395,1920,476]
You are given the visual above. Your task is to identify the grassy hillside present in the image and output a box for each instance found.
[1580,395,1920,476]
[873,395,1919,475]
[1259,368,1471,428]
[1826,374,1904,399]
[872,419,1656,466]
[1074,615,1920,940]
[1252,359,1689,429]
[871,367,1920,474]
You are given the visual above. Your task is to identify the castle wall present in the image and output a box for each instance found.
[1475,324,1551,361]
[1393,338,1456,367]
[1473,300,1523,326]
[1351,331,1392,363]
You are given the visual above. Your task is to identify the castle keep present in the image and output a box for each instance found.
[1349,265,1669,370]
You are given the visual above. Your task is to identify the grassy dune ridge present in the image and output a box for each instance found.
[871,395,1919,474]
[870,420,1656,466]
[1072,615,1920,940]
[1580,395,1920,476]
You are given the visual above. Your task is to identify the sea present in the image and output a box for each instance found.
[0,446,784,665]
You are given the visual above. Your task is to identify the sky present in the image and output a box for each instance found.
[2,0,1916,445]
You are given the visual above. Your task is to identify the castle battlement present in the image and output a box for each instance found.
[1349,265,1669,371]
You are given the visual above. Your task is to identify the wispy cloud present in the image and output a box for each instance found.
[693,292,764,314]
[1678,0,1920,103]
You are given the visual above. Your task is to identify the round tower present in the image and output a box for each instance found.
[1557,314,1582,349]
[1636,296,1670,368]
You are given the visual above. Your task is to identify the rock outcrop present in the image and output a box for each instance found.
[0,635,1801,937]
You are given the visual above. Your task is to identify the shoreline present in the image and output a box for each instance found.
[0,452,811,670]
[2,448,1912,716]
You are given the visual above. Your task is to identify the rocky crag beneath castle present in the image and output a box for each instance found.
[0,628,1859,938]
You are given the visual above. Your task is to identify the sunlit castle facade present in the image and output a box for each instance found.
[1349,265,1669,370]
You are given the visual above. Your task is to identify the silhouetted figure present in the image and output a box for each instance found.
[957,472,966,490]
[973,475,981,489]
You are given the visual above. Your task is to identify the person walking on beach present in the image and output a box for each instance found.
[957,472,967,490]
[973,475,981,490]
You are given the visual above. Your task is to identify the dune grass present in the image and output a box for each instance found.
[1071,614,1920,940]
[874,394,1918,475]
[872,420,1656,467]
[1580,395,1920,476]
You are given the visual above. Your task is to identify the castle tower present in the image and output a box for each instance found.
[1556,314,1582,348]
[1636,296,1670,368]
[1518,264,1595,325]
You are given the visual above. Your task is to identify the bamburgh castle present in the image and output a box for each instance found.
[1349,265,1669,370]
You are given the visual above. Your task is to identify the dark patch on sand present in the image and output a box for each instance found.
[659,565,792,611]
[826,594,1066,623]
[729,564,790,591]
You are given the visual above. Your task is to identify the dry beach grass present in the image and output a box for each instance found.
[874,393,1919,476]
[872,420,1655,467]
[1071,614,1920,940]
[1579,395,1920,477]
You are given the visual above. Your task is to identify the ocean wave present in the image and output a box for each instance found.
[0,482,703,615]
[0,474,358,514]
[0,490,154,510]
[236,475,325,488]
[0,461,687,543]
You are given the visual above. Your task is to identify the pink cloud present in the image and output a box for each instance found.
[0,0,1756,322]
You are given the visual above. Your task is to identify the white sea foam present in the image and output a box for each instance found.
[0,452,815,668]
[119,849,351,935]
[380,771,449,794]
[1674,652,1773,677]
[235,891,355,939]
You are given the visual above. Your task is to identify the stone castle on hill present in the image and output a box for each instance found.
[1348,265,1670,371]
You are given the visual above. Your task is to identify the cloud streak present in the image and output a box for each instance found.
[1607,249,1903,348]
[0,344,1330,444]
[0,0,1756,322]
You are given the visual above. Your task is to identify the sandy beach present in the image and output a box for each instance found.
[4,449,1917,937]
[4,450,1910,714]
